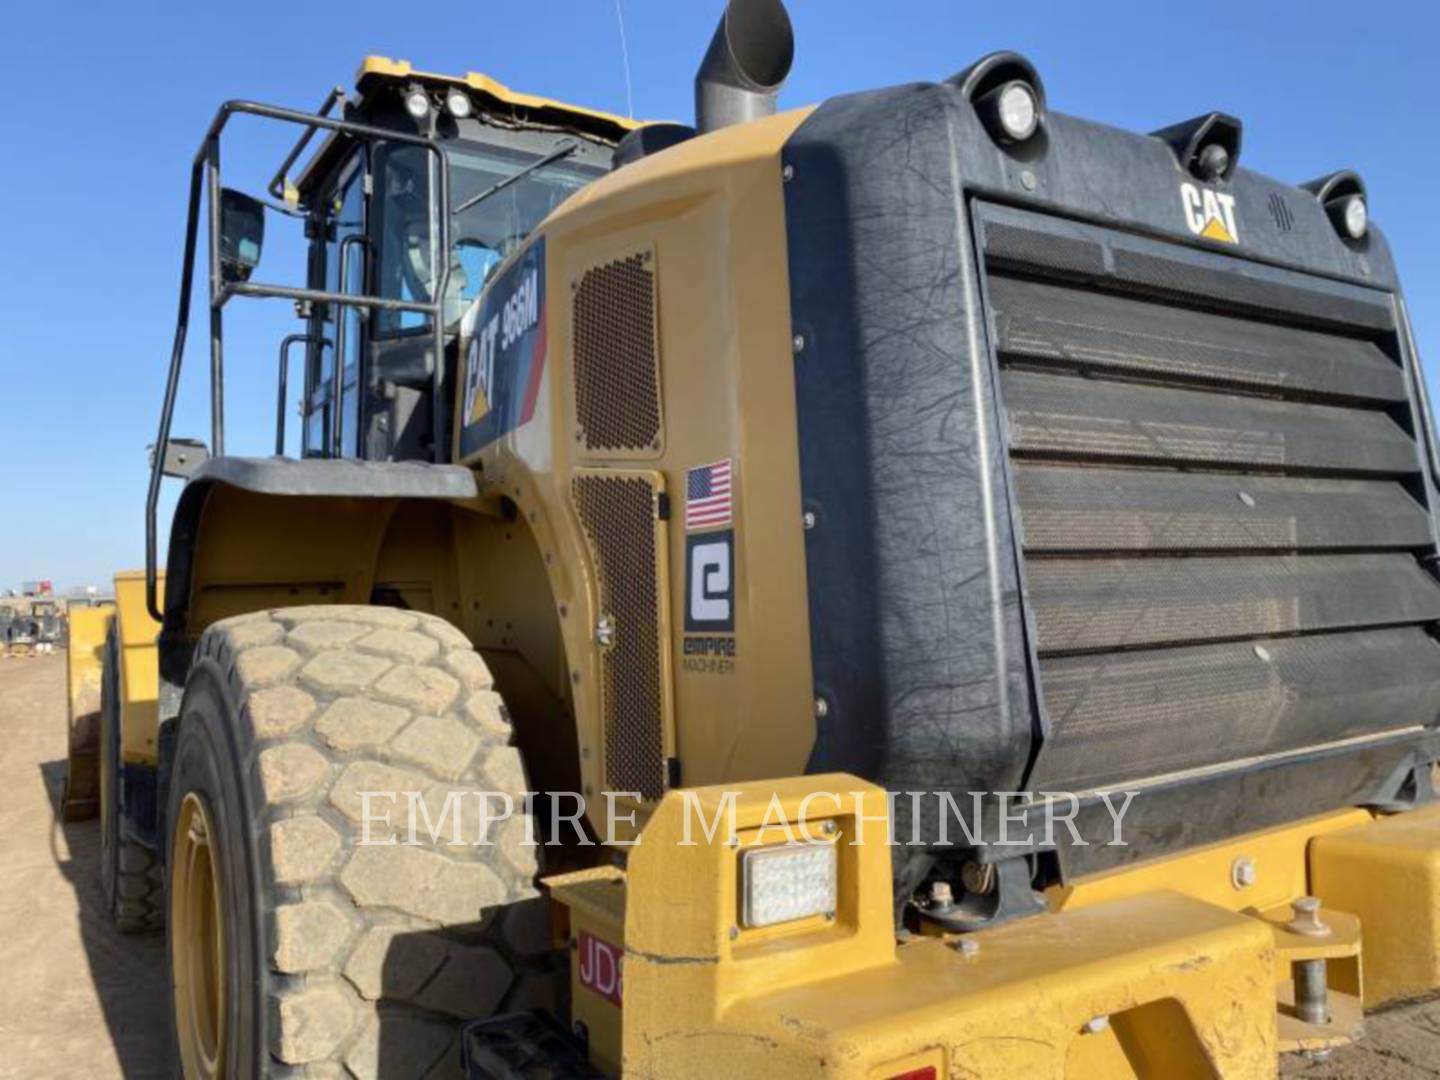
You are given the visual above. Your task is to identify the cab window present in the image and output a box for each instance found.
[371,141,601,336]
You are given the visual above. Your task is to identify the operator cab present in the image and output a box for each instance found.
[285,59,634,461]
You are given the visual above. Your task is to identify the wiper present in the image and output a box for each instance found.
[452,140,580,216]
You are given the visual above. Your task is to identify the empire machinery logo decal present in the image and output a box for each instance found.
[683,459,737,673]
[1180,181,1240,245]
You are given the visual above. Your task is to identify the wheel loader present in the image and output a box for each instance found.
[31,599,61,654]
[7,604,38,659]
[63,0,1440,1075]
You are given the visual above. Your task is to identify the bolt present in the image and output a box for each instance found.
[1081,1015,1111,1035]
[820,819,838,836]
[951,937,979,958]
[594,614,615,648]
[929,880,956,913]
[1288,896,1331,938]
[728,926,740,941]
[813,696,830,720]
[1020,169,1037,191]
[1230,857,1257,890]
[792,332,806,354]
[782,163,795,182]
[802,510,817,531]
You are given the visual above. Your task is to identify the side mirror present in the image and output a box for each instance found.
[219,189,266,284]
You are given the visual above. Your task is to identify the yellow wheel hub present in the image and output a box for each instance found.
[172,791,227,1079]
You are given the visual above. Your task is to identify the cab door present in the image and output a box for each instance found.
[303,152,367,457]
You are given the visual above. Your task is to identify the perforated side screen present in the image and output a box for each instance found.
[572,471,669,800]
[572,250,663,454]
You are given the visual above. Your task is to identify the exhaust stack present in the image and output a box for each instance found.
[695,0,794,134]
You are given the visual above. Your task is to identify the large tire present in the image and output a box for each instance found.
[165,606,562,1078]
[100,623,165,933]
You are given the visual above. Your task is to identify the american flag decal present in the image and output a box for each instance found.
[685,459,733,531]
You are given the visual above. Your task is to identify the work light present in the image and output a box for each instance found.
[445,88,473,119]
[404,85,431,120]
[740,840,837,928]
[995,80,1039,143]
[1341,194,1367,240]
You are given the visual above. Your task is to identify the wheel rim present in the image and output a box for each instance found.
[172,791,227,1079]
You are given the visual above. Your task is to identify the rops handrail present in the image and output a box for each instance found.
[145,99,452,622]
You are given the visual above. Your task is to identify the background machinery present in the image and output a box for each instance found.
[63,0,1440,1075]
[30,600,61,654]
[6,605,37,659]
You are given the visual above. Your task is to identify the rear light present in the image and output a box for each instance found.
[1302,170,1368,244]
[953,53,1047,153]
[985,80,1039,143]
[1340,195,1368,240]
[886,1069,937,1080]
[739,840,837,928]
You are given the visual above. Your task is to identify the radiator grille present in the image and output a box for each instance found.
[572,250,663,454]
[978,204,1440,792]
[572,471,669,800]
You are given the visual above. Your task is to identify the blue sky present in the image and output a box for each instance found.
[1,0,1436,590]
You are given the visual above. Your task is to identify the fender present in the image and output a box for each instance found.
[158,456,479,684]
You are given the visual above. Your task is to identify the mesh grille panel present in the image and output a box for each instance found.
[982,211,1395,333]
[978,201,1436,794]
[983,221,1107,279]
[573,252,663,453]
[1014,466,1432,553]
[1030,627,1440,790]
[990,275,1405,403]
[1003,368,1416,473]
[1113,248,1395,334]
[1028,553,1440,654]
[572,473,667,799]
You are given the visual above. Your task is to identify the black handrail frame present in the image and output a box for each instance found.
[145,99,453,621]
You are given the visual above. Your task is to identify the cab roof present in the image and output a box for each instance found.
[289,56,642,199]
[355,55,642,143]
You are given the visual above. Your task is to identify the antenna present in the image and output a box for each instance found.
[613,0,635,119]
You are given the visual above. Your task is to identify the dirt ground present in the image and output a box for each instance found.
[1,653,1439,1078]
[0,654,172,1078]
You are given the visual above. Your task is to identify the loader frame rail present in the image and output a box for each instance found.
[144,99,453,622]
